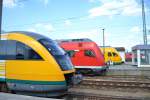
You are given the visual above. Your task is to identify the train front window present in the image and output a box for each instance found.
[39,39,74,70]
[84,50,95,57]
[39,39,65,56]
[108,52,112,57]
[112,52,118,57]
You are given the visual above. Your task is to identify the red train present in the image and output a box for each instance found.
[57,39,107,75]
[125,52,132,62]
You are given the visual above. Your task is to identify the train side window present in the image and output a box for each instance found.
[16,42,42,60]
[112,52,118,57]
[6,40,17,60]
[0,40,7,60]
[84,50,95,57]
[0,40,42,60]
[108,52,112,57]
[66,50,75,57]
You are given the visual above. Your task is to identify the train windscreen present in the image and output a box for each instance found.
[39,39,74,71]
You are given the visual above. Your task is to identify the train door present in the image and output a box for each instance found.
[5,40,45,81]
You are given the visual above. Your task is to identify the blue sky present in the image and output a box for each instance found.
[2,0,150,51]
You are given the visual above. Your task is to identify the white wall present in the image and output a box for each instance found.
[118,51,125,62]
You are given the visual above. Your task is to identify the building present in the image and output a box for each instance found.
[132,45,150,67]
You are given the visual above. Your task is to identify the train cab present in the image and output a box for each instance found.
[100,47,122,65]
[0,31,80,97]
[58,39,107,75]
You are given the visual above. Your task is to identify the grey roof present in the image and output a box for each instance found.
[132,44,150,50]
[6,31,52,40]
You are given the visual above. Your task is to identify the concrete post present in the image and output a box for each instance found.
[132,51,135,65]
[137,50,141,67]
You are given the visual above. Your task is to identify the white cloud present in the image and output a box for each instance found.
[66,29,110,46]
[24,23,54,38]
[40,0,49,6]
[68,29,98,38]
[44,0,49,5]
[64,20,72,26]
[89,0,145,17]
[130,26,141,33]
[121,0,142,16]
[3,0,25,8]
[62,26,146,51]
[26,23,54,37]
[3,0,50,8]
[3,0,17,8]
[59,28,143,51]
[88,0,96,3]
[35,23,54,32]
[27,28,37,33]
[147,26,150,30]
[146,26,150,43]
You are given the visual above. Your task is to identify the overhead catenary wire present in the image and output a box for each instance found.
[4,15,89,28]
[3,3,142,29]
[2,1,149,38]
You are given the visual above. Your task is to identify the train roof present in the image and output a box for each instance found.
[60,41,98,50]
[114,47,125,51]
[99,46,111,48]
[100,46,125,52]
[56,38,93,43]
[3,31,52,41]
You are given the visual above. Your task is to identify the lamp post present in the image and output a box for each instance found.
[102,28,105,61]
[142,0,147,45]
[0,0,3,39]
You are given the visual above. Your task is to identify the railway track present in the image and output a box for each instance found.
[66,92,150,100]
[66,76,150,100]
[73,76,150,89]
[77,79,150,89]
[85,75,150,81]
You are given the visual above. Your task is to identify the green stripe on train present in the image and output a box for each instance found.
[6,79,66,85]
[0,78,6,82]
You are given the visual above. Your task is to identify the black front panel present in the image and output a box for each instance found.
[64,73,74,86]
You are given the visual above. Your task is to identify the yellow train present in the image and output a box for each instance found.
[0,31,77,97]
[100,47,122,65]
